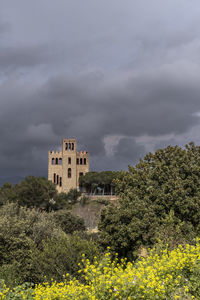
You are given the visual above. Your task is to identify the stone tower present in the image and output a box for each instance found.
[48,139,89,193]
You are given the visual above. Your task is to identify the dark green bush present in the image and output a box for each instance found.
[29,234,100,283]
[52,209,86,234]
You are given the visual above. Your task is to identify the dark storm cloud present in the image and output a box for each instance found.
[1,0,200,182]
[114,138,146,161]
[89,138,146,172]
[0,45,52,72]
[0,19,52,74]
[1,65,200,178]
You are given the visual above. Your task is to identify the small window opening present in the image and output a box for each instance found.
[55,158,58,165]
[59,158,62,165]
[68,168,72,178]
[72,143,74,150]
[77,158,79,165]
[84,158,86,165]
[69,143,71,150]
[53,173,56,183]
[65,143,68,150]
[52,158,55,165]
[80,158,83,165]
[79,172,83,177]
[60,177,62,187]
[57,175,59,185]
[68,157,71,164]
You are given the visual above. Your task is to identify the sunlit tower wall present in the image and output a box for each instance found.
[48,139,89,193]
[48,150,63,193]
[62,138,77,193]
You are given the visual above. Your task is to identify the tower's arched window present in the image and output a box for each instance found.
[57,175,59,185]
[59,158,62,165]
[65,143,68,150]
[52,158,55,165]
[84,158,86,165]
[68,168,72,178]
[53,173,56,183]
[77,158,79,165]
[72,143,74,150]
[55,158,58,165]
[60,177,62,187]
[80,158,83,165]
[68,157,71,164]
[69,143,71,150]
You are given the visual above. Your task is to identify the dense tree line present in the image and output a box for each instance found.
[79,171,119,195]
[1,142,200,289]
[0,176,81,210]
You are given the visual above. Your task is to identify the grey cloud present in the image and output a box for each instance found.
[114,137,146,168]
[1,0,200,182]
[0,20,10,35]
[90,137,146,171]
[1,64,200,179]
[0,45,53,73]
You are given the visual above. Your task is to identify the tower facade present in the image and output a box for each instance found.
[48,139,89,193]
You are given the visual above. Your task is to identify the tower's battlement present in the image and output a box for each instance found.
[48,139,89,193]
[49,151,62,155]
[79,151,88,155]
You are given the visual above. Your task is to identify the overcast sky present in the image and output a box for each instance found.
[1,0,200,183]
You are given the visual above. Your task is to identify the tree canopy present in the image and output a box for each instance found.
[98,143,200,258]
[0,202,96,286]
[79,171,119,195]
[52,209,86,234]
[11,176,57,210]
[0,176,82,211]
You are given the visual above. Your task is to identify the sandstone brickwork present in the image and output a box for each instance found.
[48,139,89,193]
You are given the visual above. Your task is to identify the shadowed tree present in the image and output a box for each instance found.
[13,176,57,210]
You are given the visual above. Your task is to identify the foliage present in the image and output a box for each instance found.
[28,234,100,284]
[79,171,119,195]
[79,195,89,206]
[98,143,200,258]
[154,209,193,250]
[52,210,86,234]
[0,183,13,207]
[0,203,62,249]
[0,203,63,286]
[1,242,200,299]
[0,177,82,211]
[51,189,81,210]
[9,176,57,211]
[0,281,34,299]
[52,192,72,210]
[95,198,110,205]
[66,188,81,204]
[0,202,99,287]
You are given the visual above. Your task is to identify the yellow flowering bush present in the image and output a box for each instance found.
[1,243,200,299]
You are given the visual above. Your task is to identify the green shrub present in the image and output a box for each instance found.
[29,234,100,283]
[52,209,86,234]
[79,195,88,206]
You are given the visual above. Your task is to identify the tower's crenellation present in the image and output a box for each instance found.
[49,151,62,155]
